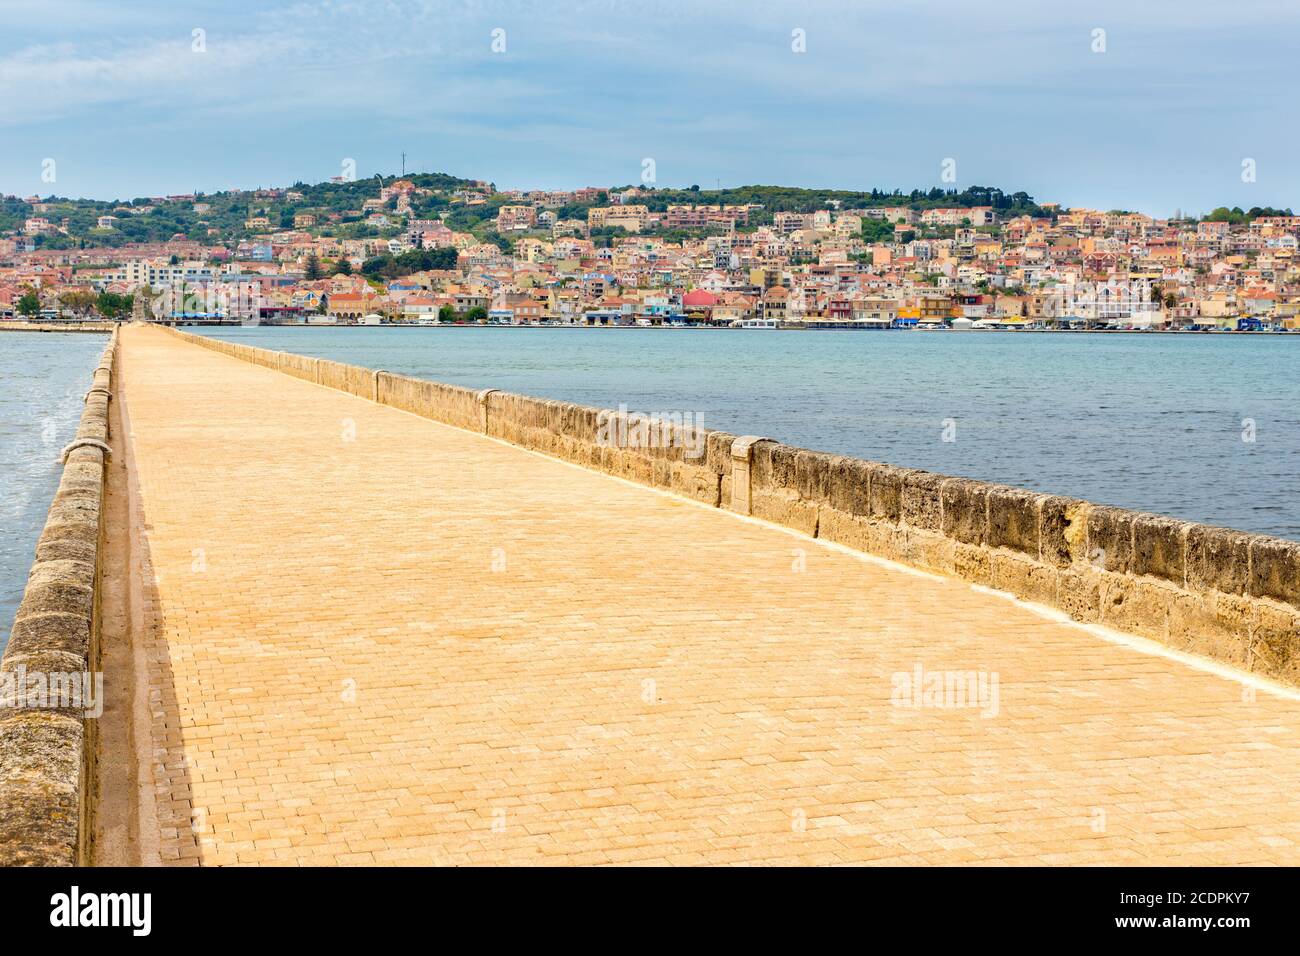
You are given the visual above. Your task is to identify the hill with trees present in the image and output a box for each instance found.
[3,174,1053,252]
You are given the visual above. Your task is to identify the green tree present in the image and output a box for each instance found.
[360,246,459,280]
[59,289,98,317]
[17,289,41,318]
[332,258,352,276]
[438,304,456,323]
[305,254,323,280]
[481,230,511,253]
[96,291,133,320]
[860,218,894,243]
[464,306,488,323]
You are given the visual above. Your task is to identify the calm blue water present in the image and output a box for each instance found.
[1,332,105,653]
[194,326,1300,540]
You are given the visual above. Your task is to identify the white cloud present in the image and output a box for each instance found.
[3,0,1299,208]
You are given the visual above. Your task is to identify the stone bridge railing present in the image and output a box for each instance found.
[0,329,117,866]
[161,326,1300,685]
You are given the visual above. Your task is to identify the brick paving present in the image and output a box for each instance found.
[117,324,1300,866]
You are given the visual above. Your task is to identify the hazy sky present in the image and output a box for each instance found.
[1,0,1296,214]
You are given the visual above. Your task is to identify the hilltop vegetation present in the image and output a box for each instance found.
[4,174,1056,251]
[612,184,1046,217]
[12,170,1298,256]
[1202,205,1294,225]
[3,172,478,250]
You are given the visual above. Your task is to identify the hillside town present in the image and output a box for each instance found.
[3,175,1299,331]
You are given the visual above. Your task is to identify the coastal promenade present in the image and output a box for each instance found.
[108,324,1300,865]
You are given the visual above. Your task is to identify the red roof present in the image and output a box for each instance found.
[682,290,718,306]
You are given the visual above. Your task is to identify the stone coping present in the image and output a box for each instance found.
[161,325,1300,684]
[0,329,117,866]
[0,322,116,333]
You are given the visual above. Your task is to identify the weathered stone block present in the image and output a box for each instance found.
[1042,496,1088,568]
[574,406,600,443]
[1167,592,1250,667]
[751,488,818,537]
[1184,525,1251,596]
[3,613,92,661]
[1085,505,1133,573]
[0,712,81,867]
[44,507,100,540]
[38,518,99,550]
[816,509,904,560]
[1251,603,1300,682]
[1099,573,1171,639]
[597,444,617,474]
[987,486,1041,557]
[650,458,672,489]
[761,442,798,490]
[1248,537,1300,610]
[1131,513,1189,585]
[34,537,97,565]
[748,439,775,486]
[16,576,93,621]
[952,542,991,585]
[825,456,870,517]
[866,462,903,523]
[1058,568,1101,622]
[900,470,944,532]
[816,508,871,553]
[870,522,913,564]
[991,552,1058,604]
[908,529,955,575]
[545,401,567,436]
[670,462,720,506]
[940,479,989,545]
[624,450,654,486]
[51,470,102,497]
[794,449,833,502]
[705,431,738,478]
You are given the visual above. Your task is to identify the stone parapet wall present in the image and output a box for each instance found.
[379,373,480,432]
[0,329,118,866]
[740,443,1299,681]
[160,326,1300,684]
[0,322,116,333]
[482,390,733,506]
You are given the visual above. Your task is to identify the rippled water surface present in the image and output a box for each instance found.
[194,326,1300,539]
[1,332,105,652]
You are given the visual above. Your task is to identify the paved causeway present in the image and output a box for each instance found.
[117,325,1300,865]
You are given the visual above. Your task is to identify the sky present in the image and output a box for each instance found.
[1,0,1297,216]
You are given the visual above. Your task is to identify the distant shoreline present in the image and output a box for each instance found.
[2,320,1293,336]
[176,323,1298,336]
